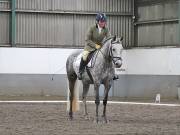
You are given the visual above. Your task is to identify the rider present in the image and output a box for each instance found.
[77,13,118,80]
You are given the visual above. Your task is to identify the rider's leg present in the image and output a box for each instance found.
[77,51,89,80]
[78,58,86,79]
[113,75,119,80]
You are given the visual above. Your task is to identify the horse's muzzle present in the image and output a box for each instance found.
[115,61,122,68]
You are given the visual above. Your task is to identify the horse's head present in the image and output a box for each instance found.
[109,36,123,68]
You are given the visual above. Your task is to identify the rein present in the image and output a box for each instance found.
[88,37,122,68]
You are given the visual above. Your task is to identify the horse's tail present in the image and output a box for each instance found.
[67,78,80,112]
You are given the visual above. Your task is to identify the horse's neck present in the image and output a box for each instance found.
[94,41,113,67]
[100,41,111,60]
[90,41,114,77]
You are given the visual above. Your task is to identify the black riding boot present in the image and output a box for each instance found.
[113,75,119,80]
[77,58,86,80]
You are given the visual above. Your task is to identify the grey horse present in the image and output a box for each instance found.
[66,36,123,123]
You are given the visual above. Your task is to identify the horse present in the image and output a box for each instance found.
[66,36,123,123]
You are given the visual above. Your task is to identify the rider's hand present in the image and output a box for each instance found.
[95,44,101,49]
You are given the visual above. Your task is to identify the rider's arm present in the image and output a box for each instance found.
[85,27,96,49]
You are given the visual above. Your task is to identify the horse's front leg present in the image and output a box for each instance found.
[102,79,112,123]
[82,83,90,120]
[94,83,100,123]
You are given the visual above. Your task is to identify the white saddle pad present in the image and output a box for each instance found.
[73,52,93,74]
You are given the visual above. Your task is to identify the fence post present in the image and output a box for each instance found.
[179,0,180,46]
[11,0,16,47]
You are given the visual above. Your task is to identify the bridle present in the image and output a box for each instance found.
[88,36,123,69]
[97,37,122,65]
[108,40,122,65]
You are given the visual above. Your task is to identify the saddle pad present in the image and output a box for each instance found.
[73,52,93,74]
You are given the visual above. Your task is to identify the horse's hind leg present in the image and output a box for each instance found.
[82,83,90,119]
[68,77,76,120]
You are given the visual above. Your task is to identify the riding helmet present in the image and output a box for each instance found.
[96,13,107,22]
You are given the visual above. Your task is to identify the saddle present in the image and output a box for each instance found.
[85,50,97,68]
[84,51,97,82]
[74,50,97,82]
[86,51,96,65]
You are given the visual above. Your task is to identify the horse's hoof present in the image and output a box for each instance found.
[68,115,73,121]
[102,119,109,123]
[84,115,91,120]
[102,115,109,123]
[93,117,99,123]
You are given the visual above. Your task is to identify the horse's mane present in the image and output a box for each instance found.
[102,36,114,45]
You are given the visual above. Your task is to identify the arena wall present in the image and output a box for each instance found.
[0,47,180,99]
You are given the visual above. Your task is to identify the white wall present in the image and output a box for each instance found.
[0,47,180,75]
[118,48,180,75]
[0,48,78,74]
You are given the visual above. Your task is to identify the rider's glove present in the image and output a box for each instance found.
[95,44,101,49]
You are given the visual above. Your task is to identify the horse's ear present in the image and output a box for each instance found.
[112,35,116,42]
[120,36,123,41]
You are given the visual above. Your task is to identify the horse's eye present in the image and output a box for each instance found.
[112,48,115,51]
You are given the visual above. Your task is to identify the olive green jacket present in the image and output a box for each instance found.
[84,24,111,52]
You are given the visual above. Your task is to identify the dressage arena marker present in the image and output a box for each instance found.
[0,100,180,107]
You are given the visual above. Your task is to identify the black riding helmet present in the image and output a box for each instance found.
[96,13,107,22]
